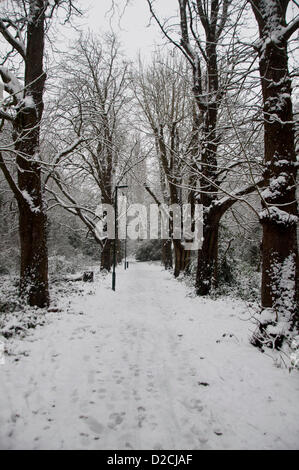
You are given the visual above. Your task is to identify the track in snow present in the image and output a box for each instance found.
[0,261,298,449]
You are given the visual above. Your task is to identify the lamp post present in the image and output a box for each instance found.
[112,185,128,291]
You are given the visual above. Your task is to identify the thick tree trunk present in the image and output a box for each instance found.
[100,238,121,271]
[161,239,173,270]
[173,240,182,278]
[261,222,298,314]
[18,202,49,307]
[15,0,49,307]
[196,215,219,295]
[251,0,298,326]
[194,100,219,294]
[192,37,220,295]
[100,239,112,271]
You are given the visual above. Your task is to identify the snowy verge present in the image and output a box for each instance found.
[0,266,106,353]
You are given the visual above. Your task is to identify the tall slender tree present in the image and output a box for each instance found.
[133,54,195,277]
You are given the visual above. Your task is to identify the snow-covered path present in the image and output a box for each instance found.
[0,262,298,450]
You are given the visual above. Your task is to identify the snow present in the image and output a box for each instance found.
[266,322,286,336]
[22,95,35,109]
[270,253,297,317]
[260,308,276,325]
[255,0,299,56]
[259,206,298,226]
[0,261,298,450]
[261,174,287,199]
[21,190,40,213]
[0,67,23,101]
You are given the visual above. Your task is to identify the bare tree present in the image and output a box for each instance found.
[133,54,196,276]
[0,0,81,307]
[146,0,264,291]
[47,33,132,271]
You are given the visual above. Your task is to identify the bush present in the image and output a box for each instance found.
[214,223,261,300]
[48,255,77,275]
[135,240,162,262]
[0,249,19,275]
[215,259,261,301]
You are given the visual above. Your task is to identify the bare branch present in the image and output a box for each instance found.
[0,19,26,59]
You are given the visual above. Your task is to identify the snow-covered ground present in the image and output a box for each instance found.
[0,261,298,450]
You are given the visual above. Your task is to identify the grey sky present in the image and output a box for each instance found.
[76,0,178,61]
[62,1,297,66]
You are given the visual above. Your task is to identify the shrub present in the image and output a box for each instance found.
[135,240,162,262]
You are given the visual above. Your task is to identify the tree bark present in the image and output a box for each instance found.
[196,214,219,294]
[250,0,298,324]
[161,239,173,270]
[15,0,49,307]
[173,239,191,278]
[183,3,221,294]
[100,239,112,271]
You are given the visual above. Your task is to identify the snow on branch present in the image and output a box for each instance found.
[0,66,23,103]
[260,206,298,227]
[253,1,299,48]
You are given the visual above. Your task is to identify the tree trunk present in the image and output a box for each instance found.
[117,239,122,264]
[161,239,173,270]
[196,215,219,295]
[173,239,191,278]
[100,239,112,271]
[173,240,182,278]
[251,0,298,325]
[18,202,49,307]
[193,39,220,295]
[15,0,49,307]
[261,222,298,316]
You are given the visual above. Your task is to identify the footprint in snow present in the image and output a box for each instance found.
[137,406,146,428]
[86,416,104,434]
[108,412,126,429]
[184,398,204,413]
